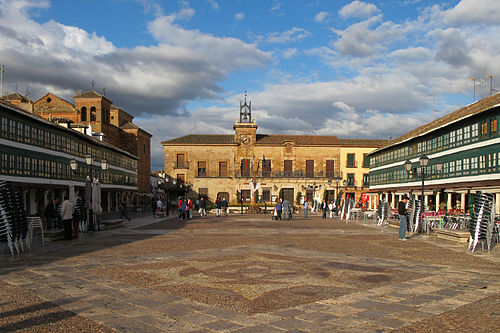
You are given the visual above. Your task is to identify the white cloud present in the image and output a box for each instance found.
[314,11,328,23]
[339,1,379,19]
[282,48,298,59]
[444,0,500,26]
[253,27,311,44]
[206,0,218,10]
[234,12,244,21]
[269,1,282,13]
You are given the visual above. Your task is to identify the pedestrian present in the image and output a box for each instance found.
[222,197,229,216]
[275,198,282,220]
[178,198,183,218]
[195,199,200,211]
[282,198,290,220]
[44,196,59,231]
[321,199,327,219]
[120,202,131,222]
[157,198,162,212]
[181,199,187,220]
[199,197,207,216]
[60,197,74,240]
[188,198,193,219]
[151,198,156,216]
[216,197,222,217]
[398,195,409,241]
[303,199,308,218]
[328,200,334,219]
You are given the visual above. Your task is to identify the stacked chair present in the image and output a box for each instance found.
[0,181,27,255]
[468,191,496,253]
[377,200,389,226]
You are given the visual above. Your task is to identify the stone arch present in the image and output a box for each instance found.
[90,106,96,121]
[81,107,87,121]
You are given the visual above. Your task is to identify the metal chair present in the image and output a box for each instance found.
[26,217,44,249]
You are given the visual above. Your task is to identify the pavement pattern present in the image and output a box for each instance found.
[0,212,499,332]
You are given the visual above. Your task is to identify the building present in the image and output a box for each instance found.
[162,95,387,207]
[0,99,138,216]
[367,93,500,215]
[31,90,152,208]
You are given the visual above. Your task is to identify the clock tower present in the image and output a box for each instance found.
[234,92,258,145]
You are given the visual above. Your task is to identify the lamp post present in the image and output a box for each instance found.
[404,155,443,233]
[69,155,109,231]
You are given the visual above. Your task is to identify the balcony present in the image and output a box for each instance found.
[194,170,345,179]
[346,161,358,168]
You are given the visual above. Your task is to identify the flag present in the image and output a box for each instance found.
[262,155,267,168]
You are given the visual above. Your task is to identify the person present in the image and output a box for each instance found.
[157,198,162,212]
[60,197,74,240]
[151,198,156,216]
[120,202,131,222]
[178,198,183,218]
[282,198,290,220]
[188,198,193,219]
[181,199,187,220]
[44,196,59,231]
[328,200,335,219]
[398,195,409,241]
[303,199,308,218]
[199,197,207,217]
[275,198,282,220]
[321,199,327,219]
[195,199,200,211]
[222,197,228,216]
[216,198,222,217]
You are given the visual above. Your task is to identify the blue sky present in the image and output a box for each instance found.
[1,0,499,171]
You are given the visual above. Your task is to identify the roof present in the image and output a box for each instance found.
[162,134,387,147]
[33,92,75,108]
[0,99,138,160]
[73,90,113,104]
[1,93,31,103]
[369,93,500,155]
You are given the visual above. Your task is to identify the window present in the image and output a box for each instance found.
[284,160,292,176]
[449,161,455,175]
[81,107,87,121]
[456,159,462,173]
[471,157,478,171]
[176,174,185,183]
[262,188,271,202]
[456,128,463,143]
[347,173,355,186]
[363,174,369,187]
[306,160,314,177]
[472,123,479,138]
[450,131,456,146]
[219,161,228,177]
[490,118,498,137]
[90,106,97,122]
[176,153,186,168]
[481,121,488,139]
[241,189,251,203]
[480,155,486,170]
[326,160,335,178]
[197,161,206,177]
[241,159,250,177]
[262,158,271,177]
[346,153,355,167]
[463,158,470,173]
[362,154,369,168]
[284,142,293,154]
[198,188,208,199]
[464,126,470,142]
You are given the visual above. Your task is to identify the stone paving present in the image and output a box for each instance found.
[0,213,499,332]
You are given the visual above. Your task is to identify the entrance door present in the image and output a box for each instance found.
[282,188,294,204]
[240,190,251,203]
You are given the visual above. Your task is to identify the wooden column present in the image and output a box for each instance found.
[435,192,440,212]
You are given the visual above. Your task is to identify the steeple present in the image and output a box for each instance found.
[239,91,252,123]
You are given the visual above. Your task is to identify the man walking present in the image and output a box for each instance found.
[398,195,409,241]
[328,200,335,219]
[44,196,59,231]
[60,197,74,240]
[303,199,308,218]
[222,197,229,216]
[321,199,327,219]
[282,198,290,220]
[216,197,222,217]
[199,197,207,217]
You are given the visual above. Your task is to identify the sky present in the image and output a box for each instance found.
[1,0,500,171]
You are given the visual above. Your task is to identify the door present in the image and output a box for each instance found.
[241,190,251,203]
[306,160,314,177]
[282,188,294,204]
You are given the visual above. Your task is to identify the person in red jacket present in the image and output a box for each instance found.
[188,199,193,219]
[178,198,183,218]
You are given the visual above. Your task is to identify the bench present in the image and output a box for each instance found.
[101,219,123,229]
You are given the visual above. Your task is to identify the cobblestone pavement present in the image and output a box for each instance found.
[0,213,499,332]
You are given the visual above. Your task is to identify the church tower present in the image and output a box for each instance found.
[234,92,258,145]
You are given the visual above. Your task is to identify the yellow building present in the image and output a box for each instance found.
[162,96,386,208]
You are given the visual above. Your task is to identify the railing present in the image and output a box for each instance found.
[195,170,343,179]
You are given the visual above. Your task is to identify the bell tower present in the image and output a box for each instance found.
[234,91,258,145]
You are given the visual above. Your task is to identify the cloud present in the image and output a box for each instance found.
[314,11,328,23]
[444,0,500,26]
[339,1,379,19]
[206,0,218,10]
[234,12,244,21]
[252,27,311,44]
[269,1,282,13]
[282,48,298,59]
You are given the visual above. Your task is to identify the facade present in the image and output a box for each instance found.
[162,97,386,207]
[0,99,138,216]
[367,93,500,215]
[31,90,152,208]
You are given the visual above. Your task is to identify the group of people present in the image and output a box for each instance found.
[215,197,228,217]
[44,196,77,240]
[320,199,338,219]
[273,198,292,220]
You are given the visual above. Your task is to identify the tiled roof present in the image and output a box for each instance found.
[162,134,387,147]
[162,134,236,145]
[1,93,31,102]
[73,90,103,99]
[371,92,500,154]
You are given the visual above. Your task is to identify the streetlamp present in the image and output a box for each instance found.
[404,155,443,233]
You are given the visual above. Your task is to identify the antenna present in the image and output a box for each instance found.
[90,80,96,89]
[0,65,5,97]
[102,86,106,96]
[25,82,29,100]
